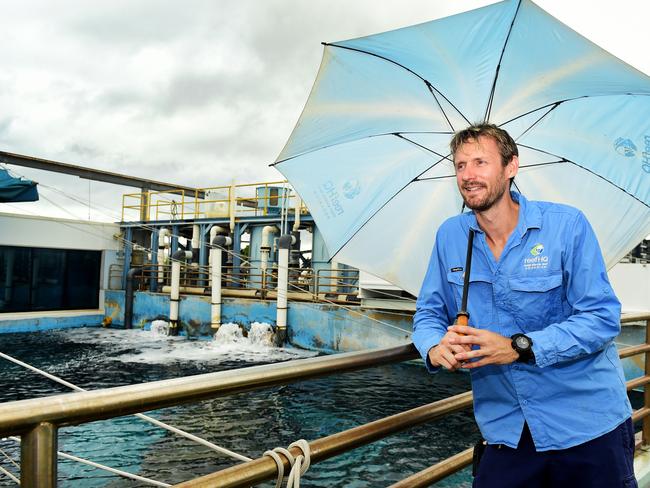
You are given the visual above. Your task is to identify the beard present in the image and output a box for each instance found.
[461,178,510,212]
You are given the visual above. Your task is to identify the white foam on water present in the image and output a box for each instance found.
[52,326,317,365]
[248,322,275,347]
[213,322,246,344]
[150,320,170,337]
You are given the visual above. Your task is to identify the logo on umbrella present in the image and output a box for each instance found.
[530,243,544,256]
[342,179,361,199]
[614,138,637,158]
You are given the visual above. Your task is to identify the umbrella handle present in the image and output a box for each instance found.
[455,311,469,335]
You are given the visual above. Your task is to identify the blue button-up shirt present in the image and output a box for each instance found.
[413,192,631,450]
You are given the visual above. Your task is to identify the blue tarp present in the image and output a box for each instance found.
[0,168,38,203]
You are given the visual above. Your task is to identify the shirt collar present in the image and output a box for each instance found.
[464,192,542,235]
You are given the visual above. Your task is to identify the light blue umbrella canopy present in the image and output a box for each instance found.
[274,0,650,295]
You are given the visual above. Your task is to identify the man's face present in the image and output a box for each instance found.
[453,135,517,212]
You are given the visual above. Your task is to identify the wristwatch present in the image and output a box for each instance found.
[511,334,535,364]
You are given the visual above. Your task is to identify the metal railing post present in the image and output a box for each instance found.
[641,319,650,446]
[21,422,57,488]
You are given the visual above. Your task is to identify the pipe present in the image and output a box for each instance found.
[169,250,192,336]
[157,228,170,284]
[260,226,278,277]
[292,196,302,232]
[208,225,227,266]
[229,183,236,233]
[191,224,200,264]
[211,235,232,332]
[275,234,295,345]
[124,268,142,329]
[330,259,339,294]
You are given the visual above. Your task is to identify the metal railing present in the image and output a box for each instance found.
[121,181,309,222]
[128,263,359,303]
[1,314,649,487]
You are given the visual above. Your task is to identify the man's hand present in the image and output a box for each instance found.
[428,330,472,371]
[447,325,519,369]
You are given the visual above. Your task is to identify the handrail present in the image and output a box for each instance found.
[0,344,417,438]
[4,313,650,487]
[175,391,474,488]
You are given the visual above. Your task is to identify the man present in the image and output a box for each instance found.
[413,123,635,487]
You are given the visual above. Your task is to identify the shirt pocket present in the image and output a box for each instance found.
[446,272,493,323]
[507,273,563,331]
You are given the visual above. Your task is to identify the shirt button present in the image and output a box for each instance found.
[522,400,528,405]
[512,364,519,370]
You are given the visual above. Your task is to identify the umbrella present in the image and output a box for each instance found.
[0,168,38,203]
[273,0,650,295]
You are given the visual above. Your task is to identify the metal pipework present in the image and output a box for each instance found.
[170,250,192,336]
[211,235,232,332]
[260,225,278,280]
[191,224,201,264]
[21,422,57,488]
[292,196,302,231]
[175,391,474,488]
[275,234,295,344]
[0,344,418,438]
[157,228,170,284]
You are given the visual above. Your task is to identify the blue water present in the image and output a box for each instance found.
[0,327,477,487]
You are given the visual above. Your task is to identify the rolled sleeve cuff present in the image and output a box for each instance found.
[414,334,444,373]
[527,330,556,368]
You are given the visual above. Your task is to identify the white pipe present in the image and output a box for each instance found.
[293,196,302,232]
[229,183,236,232]
[276,234,295,343]
[169,250,192,335]
[209,225,227,242]
[191,225,200,255]
[330,259,339,294]
[211,236,232,332]
[260,226,278,274]
[157,228,169,284]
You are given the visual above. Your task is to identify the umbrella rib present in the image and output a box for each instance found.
[483,0,523,122]
[518,144,649,209]
[328,140,450,260]
[501,92,650,128]
[324,42,471,128]
[272,131,451,166]
[511,103,561,141]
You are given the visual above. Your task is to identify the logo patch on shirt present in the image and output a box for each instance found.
[450,267,463,272]
[524,243,549,270]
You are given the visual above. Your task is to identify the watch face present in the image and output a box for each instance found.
[515,336,530,349]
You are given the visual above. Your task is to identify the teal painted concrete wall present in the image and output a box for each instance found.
[0,313,104,333]
[103,290,412,353]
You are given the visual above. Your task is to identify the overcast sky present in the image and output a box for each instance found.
[1,0,648,221]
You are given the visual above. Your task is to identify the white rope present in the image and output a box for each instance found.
[0,463,19,484]
[8,437,168,487]
[0,352,252,463]
[264,439,311,488]
[0,446,19,469]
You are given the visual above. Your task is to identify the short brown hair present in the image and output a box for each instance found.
[450,123,518,166]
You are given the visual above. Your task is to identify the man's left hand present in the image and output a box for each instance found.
[447,325,519,368]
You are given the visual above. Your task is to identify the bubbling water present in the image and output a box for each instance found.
[213,323,246,344]
[248,322,275,346]
[150,320,170,336]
